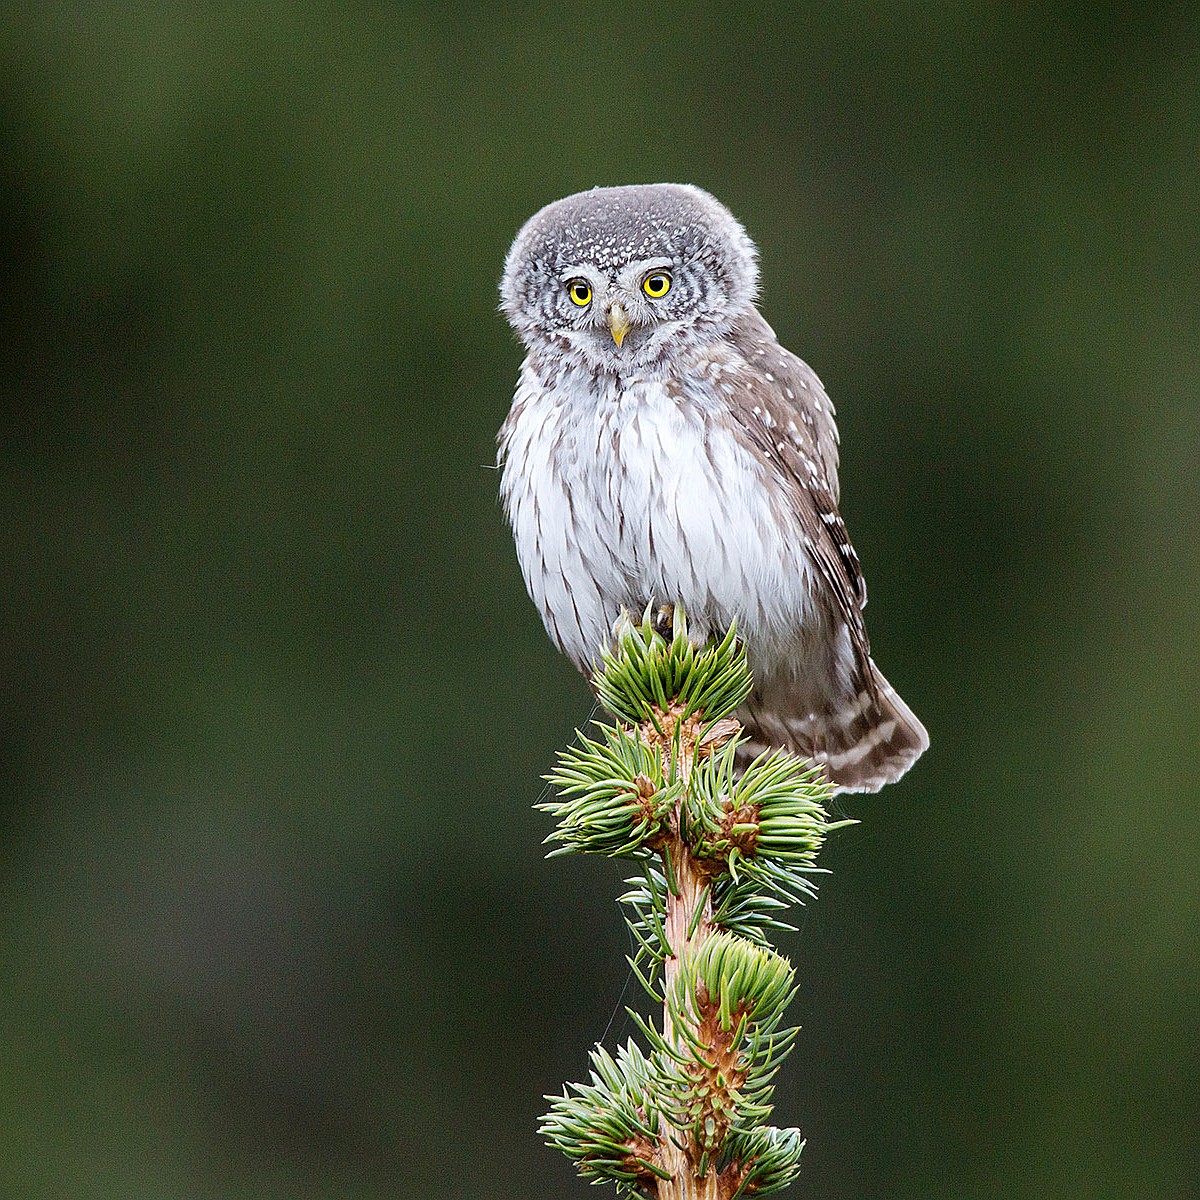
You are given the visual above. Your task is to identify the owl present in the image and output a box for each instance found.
[497,184,927,793]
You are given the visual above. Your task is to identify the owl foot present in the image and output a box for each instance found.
[652,604,676,640]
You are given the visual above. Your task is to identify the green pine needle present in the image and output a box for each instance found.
[592,607,752,729]
[540,724,681,859]
[668,932,796,1035]
[540,1041,668,1191]
[724,1126,806,1196]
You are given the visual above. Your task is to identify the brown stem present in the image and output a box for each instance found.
[659,839,722,1199]
[643,708,744,1200]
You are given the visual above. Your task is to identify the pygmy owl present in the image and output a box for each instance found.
[497,184,927,793]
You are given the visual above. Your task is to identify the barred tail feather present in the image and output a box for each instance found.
[739,660,928,794]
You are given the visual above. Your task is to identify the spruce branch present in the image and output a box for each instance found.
[537,609,847,1198]
[540,1041,671,1191]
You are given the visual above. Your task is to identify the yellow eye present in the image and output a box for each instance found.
[568,280,592,307]
[642,272,671,298]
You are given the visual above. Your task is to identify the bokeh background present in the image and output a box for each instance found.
[2,4,1198,1198]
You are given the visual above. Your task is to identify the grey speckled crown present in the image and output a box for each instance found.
[501,183,759,313]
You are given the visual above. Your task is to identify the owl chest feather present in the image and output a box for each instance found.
[500,359,818,669]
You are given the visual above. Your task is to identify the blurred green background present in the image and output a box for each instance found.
[2,3,1197,1198]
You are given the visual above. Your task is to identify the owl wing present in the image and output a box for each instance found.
[731,313,842,500]
[726,314,872,676]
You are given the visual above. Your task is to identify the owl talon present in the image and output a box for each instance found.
[652,604,675,639]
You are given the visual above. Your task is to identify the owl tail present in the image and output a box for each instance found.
[738,660,929,794]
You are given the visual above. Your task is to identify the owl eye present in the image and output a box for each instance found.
[642,272,672,298]
[567,280,593,307]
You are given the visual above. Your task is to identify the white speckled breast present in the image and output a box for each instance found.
[498,355,819,673]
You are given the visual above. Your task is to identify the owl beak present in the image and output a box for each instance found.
[608,302,631,348]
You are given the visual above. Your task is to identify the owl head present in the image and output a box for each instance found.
[500,183,759,375]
